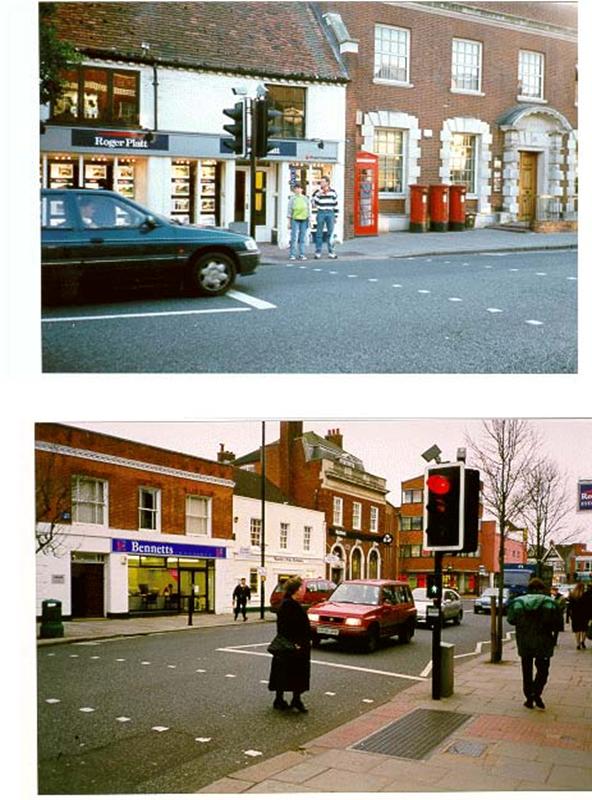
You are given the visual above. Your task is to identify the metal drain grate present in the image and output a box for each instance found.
[351,708,472,760]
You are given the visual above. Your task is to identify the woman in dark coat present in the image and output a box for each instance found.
[268,577,312,712]
[567,582,592,649]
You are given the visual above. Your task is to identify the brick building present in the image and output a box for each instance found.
[233,422,394,582]
[319,1,578,235]
[397,473,527,593]
[35,423,236,617]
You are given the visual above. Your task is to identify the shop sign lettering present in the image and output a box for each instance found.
[112,537,226,559]
[72,129,169,151]
[578,481,592,511]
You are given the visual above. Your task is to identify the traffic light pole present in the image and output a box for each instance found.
[249,98,257,240]
[431,550,443,700]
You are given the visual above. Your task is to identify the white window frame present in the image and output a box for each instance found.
[333,496,343,526]
[451,38,483,95]
[280,522,289,550]
[138,487,161,532]
[185,494,211,537]
[303,526,312,552]
[374,24,411,86]
[518,50,545,101]
[352,501,362,530]
[370,506,379,533]
[250,518,262,548]
[450,133,478,194]
[374,127,406,197]
[402,489,423,504]
[71,475,107,526]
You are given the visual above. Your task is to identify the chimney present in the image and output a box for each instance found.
[217,443,235,464]
[326,428,343,449]
[278,421,303,499]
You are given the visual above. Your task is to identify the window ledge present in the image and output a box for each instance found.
[373,79,414,89]
[450,88,485,96]
[378,192,407,199]
[517,95,547,104]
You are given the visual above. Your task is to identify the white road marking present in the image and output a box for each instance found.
[368,278,379,282]
[152,726,169,733]
[347,274,358,278]
[526,320,544,326]
[325,691,336,696]
[480,252,507,257]
[43,307,251,324]
[567,276,577,281]
[90,656,100,660]
[418,289,431,294]
[448,297,463,302]
[195,668,207,673]
[47,653,55,657]
[487,308,503,314]
[69,654,79,658]
[483,265,493,269]
[45,698,61,704]
[392,284,403,288]
[195,737,212,743]
[362,699,374,704]
[216,645,426,681]
[462,262,470,266]
[116,658,126,662]
[79,707,95,713]
[509,268,519,272]
[141,661,151,665]
[313,268,323,272]
[167,664,177,669]
[329,270,339,274]
[226,290,276,310]
[225,673,237,678]
[536,272,547,276]
[116,717,131,723]
[244,750,263,758]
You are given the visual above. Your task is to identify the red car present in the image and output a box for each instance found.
[269,577,336,613]
[307,579,416,652]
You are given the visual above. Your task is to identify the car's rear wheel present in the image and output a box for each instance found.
[398,623,414,644]
[188,251,236,296]
[454,609,463,625]
[365,626,380,653]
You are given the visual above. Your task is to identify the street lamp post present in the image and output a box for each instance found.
[260,421,266,620]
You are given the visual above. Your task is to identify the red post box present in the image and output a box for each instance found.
[449,185,467,231]
[409,184,429,233]
[429,185,450,232]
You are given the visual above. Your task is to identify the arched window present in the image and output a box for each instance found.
[350,547,363,580]
[368,548,379,579]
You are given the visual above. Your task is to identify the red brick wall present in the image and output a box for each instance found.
[35,423,234,538]
[321,1,577,236]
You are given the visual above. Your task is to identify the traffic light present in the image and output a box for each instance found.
[423,463,464,551]
[222,101,246,156]
[462,467,480,553]
[426,574,439,599]
[254,98,282,158]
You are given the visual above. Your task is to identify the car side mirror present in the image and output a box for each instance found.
[142,215,157,230]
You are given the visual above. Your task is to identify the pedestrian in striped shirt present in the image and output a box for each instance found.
[312,176,338,259]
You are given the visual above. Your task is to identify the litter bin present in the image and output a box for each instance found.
[449,185,467,231]
[440,642,455,697]
[409,184,429,232]
[40,599,64,639]
[429,185,449,232]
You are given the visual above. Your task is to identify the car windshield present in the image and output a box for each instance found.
[330,583,380,605]
[412,589,428,601]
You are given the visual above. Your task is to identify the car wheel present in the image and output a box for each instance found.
[365,627,380,653]
[188,251,236,296]
[454,610,463,625]
[399,623,414,644]
[311,634,321,648]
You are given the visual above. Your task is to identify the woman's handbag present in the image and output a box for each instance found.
[267,634,296,654]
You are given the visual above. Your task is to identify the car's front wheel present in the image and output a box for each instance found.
[188,251,236,296]
[365,626,380,653]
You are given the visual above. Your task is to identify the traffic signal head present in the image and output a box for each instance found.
[423,463,464,551]
[222,101,246,156]
[462,468,480,554]
[254,98,282,158]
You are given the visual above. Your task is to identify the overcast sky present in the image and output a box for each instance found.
[73,418,592,546]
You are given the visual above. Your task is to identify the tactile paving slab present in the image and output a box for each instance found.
[351,708,472,760]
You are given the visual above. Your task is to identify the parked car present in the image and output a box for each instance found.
[412,587,463,626]
[269,577,336,613]
[41,189,259,303]
[556,584,575,599]
[307,579,416,652]
[474,587,510,615]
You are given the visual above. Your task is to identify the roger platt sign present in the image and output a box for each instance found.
[578,481,592,511]
[72,129,169,151]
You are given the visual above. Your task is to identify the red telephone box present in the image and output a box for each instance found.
[354,152,379,236]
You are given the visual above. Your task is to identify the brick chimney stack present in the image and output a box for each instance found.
[326,428,343,449]
[217,443,235,464]
[278,421,303,500]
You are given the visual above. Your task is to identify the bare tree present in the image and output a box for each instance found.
[36,451,71,555]
[521,458,579,566]
[467,419,539,662]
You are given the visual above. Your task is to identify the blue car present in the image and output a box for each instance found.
[474,587,510,615]
[41,189,260,303]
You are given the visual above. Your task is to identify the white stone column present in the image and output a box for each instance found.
[276,161,291,249]
[502,130,520,217]
[220,159,235,230]
[565,130,578,218]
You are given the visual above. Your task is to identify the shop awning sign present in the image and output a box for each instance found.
[72,129,169,151]
[578,481,592,511]
[112,538,226,559]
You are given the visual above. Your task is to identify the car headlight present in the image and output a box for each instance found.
[345,618,363,627]
[308,613,319,622]
[244,237,258,251]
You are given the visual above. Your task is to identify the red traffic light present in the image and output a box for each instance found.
[427,474,452,495]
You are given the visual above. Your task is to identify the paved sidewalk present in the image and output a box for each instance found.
[37,616,591,792]
[259,227,577,264]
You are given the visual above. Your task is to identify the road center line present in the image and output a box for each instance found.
[42,307,252,324]
[216,645,426,681]
[226,290,277,310]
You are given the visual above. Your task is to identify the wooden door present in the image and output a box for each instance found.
[518,152,538,221]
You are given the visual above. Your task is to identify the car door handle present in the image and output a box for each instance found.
[89,237,105,244]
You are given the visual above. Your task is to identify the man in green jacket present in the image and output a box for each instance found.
[507,578,562,710]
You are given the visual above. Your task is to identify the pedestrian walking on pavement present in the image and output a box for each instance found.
[567,581,592,649]
[550,586,566,645]
[507,577,563,710]
[287,182,311,261]
[312,175,338,259]
[232,578,251,621]
[268,576,312,712]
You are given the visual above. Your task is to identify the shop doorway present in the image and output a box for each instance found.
[518,151,538,221]
[179,567,211,613]
[234,166,271,239]
[71,562,104,617]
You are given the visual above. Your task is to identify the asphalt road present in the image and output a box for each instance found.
[37,608,511,793]
[41,249,577,373]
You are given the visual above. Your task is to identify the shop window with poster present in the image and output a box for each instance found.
[199,161,219,226]
[171,161,194,223]
[114,160,135,198]
[48,158,77,189]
